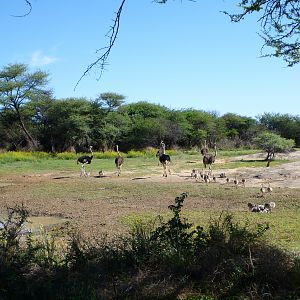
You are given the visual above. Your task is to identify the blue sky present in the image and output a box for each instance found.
[1,0,299,118]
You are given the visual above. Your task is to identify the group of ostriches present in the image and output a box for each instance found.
[76,140,216,178]
[76,141,277,214]
[77,145,124,177]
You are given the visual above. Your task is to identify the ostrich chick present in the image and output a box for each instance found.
[241,178,246,187]
[233,176,239,188]
[267,183,273,193]
[260,183,267,194]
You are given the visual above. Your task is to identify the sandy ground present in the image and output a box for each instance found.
[0,150,299,239]
[140,150,300,188]
[196,151,300,189]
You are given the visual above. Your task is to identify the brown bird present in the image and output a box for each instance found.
[115,145,124,176]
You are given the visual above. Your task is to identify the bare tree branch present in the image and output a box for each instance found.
[10,0,32,17]
[74,0,197,89]
[74,0,127,90]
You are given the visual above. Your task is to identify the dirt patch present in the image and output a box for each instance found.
[215,151,296,183]
[126,150,300,189]
[214,151,300,189]
[0,151,299,239]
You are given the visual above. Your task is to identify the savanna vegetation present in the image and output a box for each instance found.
[0,148,300,299]
[1,63,299,155]
[1,192,300,299]
[2,1,300,298]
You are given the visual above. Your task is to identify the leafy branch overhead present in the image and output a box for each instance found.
[224,0,300,66]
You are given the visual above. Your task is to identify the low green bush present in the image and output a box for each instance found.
[0,196,299,299]
[0,151,51,163]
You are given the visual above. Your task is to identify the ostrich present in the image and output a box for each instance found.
[202,142,217,170]
[247,202,265,213]
[233,175,239,188]
[200,139,208,156]
[203,173,210,183]
[191,169,200,180]
[260,183,267,195]
[77,146,93,177]
[267,183,273,193]
[264,201,276,212]
[241,178,246,187]
[248,201,276,213]
[156,150,171,177]
[157,140,166,166]
[115,145,124,176]
[159,140,166,154]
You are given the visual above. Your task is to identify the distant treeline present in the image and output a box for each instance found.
[0,94,299,152]
[0,64,299,152]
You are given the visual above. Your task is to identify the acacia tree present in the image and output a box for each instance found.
[95,92,125,112]
[0,63,50,149]
[258,113,300,146]
[226,0,300,67]
[253,131,295,160]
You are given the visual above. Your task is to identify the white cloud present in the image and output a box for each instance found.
[29,50,58,67]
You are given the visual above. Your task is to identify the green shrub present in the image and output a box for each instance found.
[0,151,51,163]
[97,150,123,159]
[0,196,299,299]
[55,151,77,160]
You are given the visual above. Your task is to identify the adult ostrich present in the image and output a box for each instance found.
[200,140,209,156]
[157,140,166,166]
[156,150,171,177]
[115,145,124,176]
[77,146,93,176]
[202,142,217,170]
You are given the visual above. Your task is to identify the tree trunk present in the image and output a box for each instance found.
[15,107,38,149]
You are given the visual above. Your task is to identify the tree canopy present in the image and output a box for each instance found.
[253,131,295,159]
[225,0,300,67]
[0,63,50,148]
[0,63,299,151]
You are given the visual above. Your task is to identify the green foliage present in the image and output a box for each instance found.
[225,0,300,67]
[0,63,50,149]
[1,79,299,152]
[0,151,51,163]
[95,92,125,111]
[120,101,168,119]
[0,204,29,259]
[259,113,300,146]
[151,193,200,270]
[0,197,300,299]
[221,113,258,144]
[253,131,295,159]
